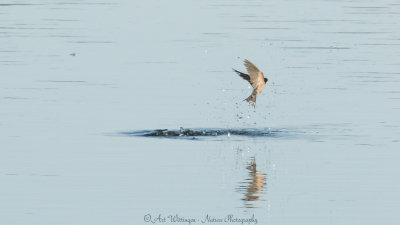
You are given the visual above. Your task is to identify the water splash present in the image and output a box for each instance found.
[121,127,290,139]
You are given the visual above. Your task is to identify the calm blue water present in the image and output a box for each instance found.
[1,0,400,225]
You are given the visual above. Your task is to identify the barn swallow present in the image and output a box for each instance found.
[233,59,268,106]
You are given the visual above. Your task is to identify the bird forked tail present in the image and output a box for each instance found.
[244,90,257,107]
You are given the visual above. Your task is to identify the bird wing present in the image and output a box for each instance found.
[233,69,251,84]
[244,59,265,89]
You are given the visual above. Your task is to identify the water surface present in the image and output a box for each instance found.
[1,0,400,225]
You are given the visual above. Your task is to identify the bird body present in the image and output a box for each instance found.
[233,59,268,106]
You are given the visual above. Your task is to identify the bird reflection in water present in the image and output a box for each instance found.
[236,157,267,209]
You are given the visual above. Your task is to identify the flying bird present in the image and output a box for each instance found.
[233,59,268,106]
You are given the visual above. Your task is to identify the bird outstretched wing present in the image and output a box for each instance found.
[233,69,251,84]
[244,59,265,89]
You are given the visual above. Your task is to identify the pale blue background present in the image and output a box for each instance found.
[1,0,400,225]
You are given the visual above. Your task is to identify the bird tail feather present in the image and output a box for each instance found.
[244,90,257,106]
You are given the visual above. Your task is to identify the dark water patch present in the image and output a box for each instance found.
[320,31,391,34]
[240,27,290,30]
[53,2,118,6]
[37,80,86,83]
[238,15,268,18]
[202,32,227,35]
[322,87,348,90]
[1,61,25,66]
[352,72,400,75]
[49,7,84,10]
[359,80,395,83]
[0,26,56,30]
[360,43,400,46]
[355,143,374,146]
[282,46,350,50]
[121,127,292,139]
[39,174,59,177]
[43,19,80,22]
[0,34,31,38]
[342,59,369,62]
[211,4,263,7]
[67,41,113,44]
[344,6,389,9]
[3,96,29,100]
[48,35,85,38]
[265,38,306,42]
[243,19,271,23]
[0,4,40,7]
[169,39,207,43]
[4,87,58,90]
[345,12,400,15]
[0,60,18,63]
